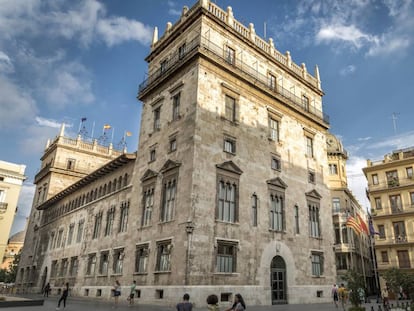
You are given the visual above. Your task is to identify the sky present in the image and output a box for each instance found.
[1,0,414,236]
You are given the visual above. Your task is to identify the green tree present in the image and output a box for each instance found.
[343,269,366,308]
[5,250,21,283]
[383,267,414,299]
[0,268,7,282]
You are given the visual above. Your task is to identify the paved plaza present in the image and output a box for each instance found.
[1,294,410,311]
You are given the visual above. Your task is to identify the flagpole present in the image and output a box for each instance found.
[78,119,82,133]
[91,121,95,139]
[358,233,367,288]
[111,127,115,144]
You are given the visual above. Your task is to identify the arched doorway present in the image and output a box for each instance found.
[271,255,287,304]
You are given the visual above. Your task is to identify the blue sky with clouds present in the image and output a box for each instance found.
[1,0,414,236]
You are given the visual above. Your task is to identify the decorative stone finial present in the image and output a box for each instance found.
[315,65,321,89]
[182,6,189,16]
[151,27,158,46]
[200,0,208,8]
[45,139,51,149]
[249,23,255,41]
[166,22,172,32]
[269,38,274,49]
[226,6,233,25]
[301,63,307,78]
[59,123,65,137]
[286,51,291,67]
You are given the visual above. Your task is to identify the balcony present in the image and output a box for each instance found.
[0,202,7,213]
[138,36,329,126]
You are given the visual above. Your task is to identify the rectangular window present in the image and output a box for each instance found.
[223,138,236,154]
[341,225,348,243]
[378,224,386,239]
[56,229,63,248]
[308,170,315,183]
[67,158,76,170]
[294,205,300,234]
[92,212,102,239]
[69,257,78,276]
[309,202,321,238]
[113,248,124,274]
[225,95,236,122]
[178,43,186,59]
[135,244,149,273]
[332,198,340,213]
[160,60,167,73]
[172,93,181,121]
[334,225,340,244]
[76,220,84,243]
[271,155,281,171]
[302,95,310,112]
[154,107,161,131]
[60,258,68,277]
[329,164,338,175]
[251,195,258,227]
[225,46,235,65]
[149,149,156,162]
[270,193,284,231]
[119,201,129,233]
[269,118,279,141]
[393,221,406,242]
[397,250,411,268]
[51,260,58,278]
[336,254,347,270]
[156,240,172,272]
[410,192,414,206]
[217,180,237,223]
[381,251,389,263]
[306,137,313,158]
[161,178,177,222]
[372,174,379,185]
[386,170,399,187]
[142,187,154,226]
[269,73,276,90]
[406,167,413,178]
[87,254,97,275]
[105,207,115,236]
[169,138,177,152]
[311,252,323,276]
[99,251,109,275]
[216,241,237,273]
[67,224,74,245]
[375,197,382,209]
[389,194,402,212]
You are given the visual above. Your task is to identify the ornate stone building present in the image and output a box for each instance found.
[18,0,336,306]
[327,134,374,291]
[364,147,414,287]
[0,160,26,265]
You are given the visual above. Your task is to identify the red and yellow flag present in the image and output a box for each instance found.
[357,213,369,235]
[346,216,362,235]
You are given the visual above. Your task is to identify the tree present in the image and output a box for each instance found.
[383,268,414,299]
[5,249,21,283]
[0,269,7,282]
[343,269,366,308]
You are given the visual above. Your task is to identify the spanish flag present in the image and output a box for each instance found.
[346,216,362,235]
[103,124,111,130]
[357,213,369,235]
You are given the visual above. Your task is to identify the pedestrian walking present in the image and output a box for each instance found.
[206,294,219,311]
[332,284,339,308]
[127,280,137,306]
[176,293,193,311]
[112,280,121,308]
[338,283,347,310]
[382,287,389,310]
[225,293,246,311]
[56,283,69,310]
[43,282,51,298]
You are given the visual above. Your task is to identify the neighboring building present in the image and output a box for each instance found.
[364,147,414,286]
[327,134,374,292]
[1,230,25,270]
[0,160,26,265]
[17,0,336,306]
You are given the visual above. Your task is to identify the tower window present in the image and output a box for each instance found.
[67,158,76,170]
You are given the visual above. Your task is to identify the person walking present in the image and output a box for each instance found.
[127,280,137,306]
[176,293,193,311]
[225,293,246,311]
[338,283,347,310]
[206,294,219,311]
[43,282,51,298]
[382,287,389,310]
[332,284,339,308]
[113,280,121,308]
[56,283,69,310]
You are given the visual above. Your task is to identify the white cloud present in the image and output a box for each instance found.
[357,136,372,141]
[367,36,410,57]
[0,51,14,73]
[316,24,375,49]
[346,155,370,209]
[339,64,356,76]
[19,124,61,155]
[35,116,66,128]
[10,182,36,236]
[0,76,37,129]
[167,0,181,16]
[367,131,414,150]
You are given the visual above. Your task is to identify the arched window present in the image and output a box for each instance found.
[123,173,128,187]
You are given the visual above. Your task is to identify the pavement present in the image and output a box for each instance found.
[0,294,411,311]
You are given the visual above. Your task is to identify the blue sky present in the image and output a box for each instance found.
[1,0,414,236]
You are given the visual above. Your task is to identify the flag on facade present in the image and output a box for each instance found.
[126,131,132,137]
[369,219,380,236]
[103,124,111,130]
[357,213,369,235]
[346,216,362,235]
[81,117,87,122]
